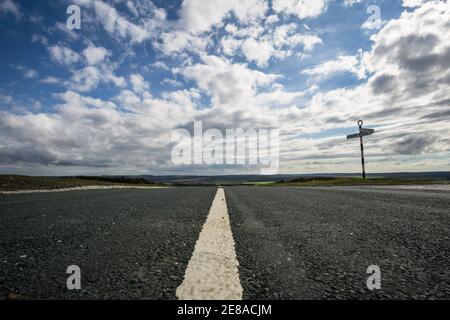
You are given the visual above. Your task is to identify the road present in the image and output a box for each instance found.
[1,186,449,299]
[226,186,450,299]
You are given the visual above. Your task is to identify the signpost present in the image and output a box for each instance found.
[346,120,375,179]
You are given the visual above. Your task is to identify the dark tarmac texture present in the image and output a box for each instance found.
[0,188,216,299]
[225,186,450,300]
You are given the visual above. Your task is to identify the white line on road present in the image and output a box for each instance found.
[176,187,243,300]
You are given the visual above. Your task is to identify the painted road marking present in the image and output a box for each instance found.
[176,187,243,300]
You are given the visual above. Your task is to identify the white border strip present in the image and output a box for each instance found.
[1,185,168,195]
[176,187,243,300]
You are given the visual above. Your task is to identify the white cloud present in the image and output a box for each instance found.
[272,0,328,19]
[221,37,241,56]
[92,0,150,43]
[180,0,233,33]
[344,0,364,6]
[0,90,193,173]
[162,78,183,87]
[47,43,123,93]
[220,23,322,66]
[126,0,139,16]
[13,65,39,79]
[116,89,142,112]
[69,66,103,92]
[181,55,278,106]
[402,0,425,7]
[0,0,22,19]
[69,65,126,93]
[0,94,13,105]
[54,22,80,41]
[302,53,366,81]
[41,76,60,84]
[151,61,170,70]
[288,34,322,52]
[231,0,269,23]
[129,73,150,94]
[158,30,211,55]
[241,38,274,67]
[49,45,80,66]
[23,69,38,79]
[31,34,49,46]
[180,0,268,33]
[83,45,109,65]
[74,0,165,44]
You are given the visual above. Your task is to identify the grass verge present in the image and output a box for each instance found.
[0,175,161,192]
[263,177,449,187]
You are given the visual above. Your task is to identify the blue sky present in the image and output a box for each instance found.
[0,0,449,175]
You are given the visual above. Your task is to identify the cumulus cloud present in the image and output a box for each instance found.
[129,73,150,94]
[0,88,198,173]
[0,94,13,105]
[13,65,39,79]
[391,134,437,155]
[0,0,22,19]
[272,0,328,19]
[49,45,80,66]
[221,23,322,67]
[344,0,365,6]
[302,53,366,81]
[157,30,211,55]
[241,38,274,67]
[364,1,450,102]
[181,55,278,106]
[179,0,268,33]
[402,0,426,7]
[69,65,126,92]
[67,1,323,67]
[300,1,450,128]
[73,0,165,44]
[83,45,109,65]
[46,43,124,93]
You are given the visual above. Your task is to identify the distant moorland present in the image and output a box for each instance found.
[1,172,449,191]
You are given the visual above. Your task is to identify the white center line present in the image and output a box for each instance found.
[176,187,243,300]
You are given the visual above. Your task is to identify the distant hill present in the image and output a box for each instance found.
[131,172,450,185]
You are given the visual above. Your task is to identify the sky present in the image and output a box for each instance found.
[0,0,449,175]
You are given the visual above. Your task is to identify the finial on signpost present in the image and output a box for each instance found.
[346,120,375,179]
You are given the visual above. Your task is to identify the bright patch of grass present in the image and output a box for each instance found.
[268,177,448,187]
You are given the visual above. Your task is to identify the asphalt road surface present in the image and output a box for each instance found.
[1,186,449,299]
[226,186,450,299]
[0,187,216,299]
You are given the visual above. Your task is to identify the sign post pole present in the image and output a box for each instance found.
[346,120,375,179]
[358,120,366,179]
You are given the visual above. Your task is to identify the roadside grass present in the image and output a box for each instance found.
[0,175,161,192]
[260,177,449,187]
